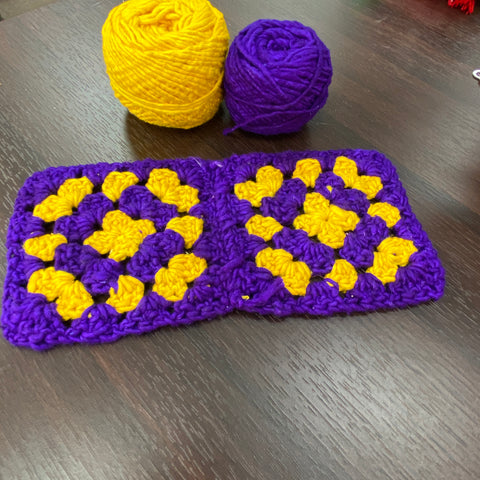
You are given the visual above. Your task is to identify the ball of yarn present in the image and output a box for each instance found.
[224,19,333,135]
[102,0,230,129]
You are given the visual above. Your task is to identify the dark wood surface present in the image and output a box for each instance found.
[1,0,479,478]
[0,0,56,20]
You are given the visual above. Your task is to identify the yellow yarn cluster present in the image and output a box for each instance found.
[28,268,94,321]
[84,210,156,262]
[33,178,93,223]
[256,248,311,296]
[102,0,230,129]
[333,156,383,199]
[234,166,284,207]
[294,192,360,249]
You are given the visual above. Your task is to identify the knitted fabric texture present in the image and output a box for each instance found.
[102,0,229,129]
[2,150,444,350]
[224,19,332,135]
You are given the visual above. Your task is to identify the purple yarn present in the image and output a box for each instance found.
[2,150,444,350]
[223,19,333,135]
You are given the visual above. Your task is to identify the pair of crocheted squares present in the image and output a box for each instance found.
[2,150,445,350]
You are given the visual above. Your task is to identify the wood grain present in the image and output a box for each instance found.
[0,1,479,479]
[0,0,56,20]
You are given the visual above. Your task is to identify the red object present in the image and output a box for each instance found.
[448,0,475,14]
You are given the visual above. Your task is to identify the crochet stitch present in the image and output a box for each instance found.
[2,150,445,350]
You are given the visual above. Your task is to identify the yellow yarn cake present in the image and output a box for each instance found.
[102,0,230,129]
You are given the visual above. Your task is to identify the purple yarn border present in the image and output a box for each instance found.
[1,150,445,350]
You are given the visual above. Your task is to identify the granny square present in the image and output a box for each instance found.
[2,150,445,350]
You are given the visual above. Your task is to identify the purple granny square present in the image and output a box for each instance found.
[2,150,444,350]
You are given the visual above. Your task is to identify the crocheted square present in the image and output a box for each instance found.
[2,150,445,350]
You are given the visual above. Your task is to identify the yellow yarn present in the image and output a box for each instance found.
[234,166,284,207]
[102,0,230,129]
[367,238,417,284]
[146,168,199,212]
[245,215,283,241]
[255,248,311,296]
[84,210,156,261]
[24,234,67,261]
[153,253,207,301]
[292,158,322,187]
[102,171,139,202]
[27,267,94,321]
[325,259,358,292]
[165,215,203,248]
[33,177,93,222]
[293,192,359,249]
[107,275,145,313]
[367,202,401,228]
[333,156,383,199]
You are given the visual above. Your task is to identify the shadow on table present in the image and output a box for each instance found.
[124,104,321,161]
[124,105,232,160]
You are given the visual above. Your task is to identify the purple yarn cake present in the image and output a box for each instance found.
[2,150,444,350]
[223,19,333,135]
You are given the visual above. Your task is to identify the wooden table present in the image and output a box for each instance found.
[1,1,479,478]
